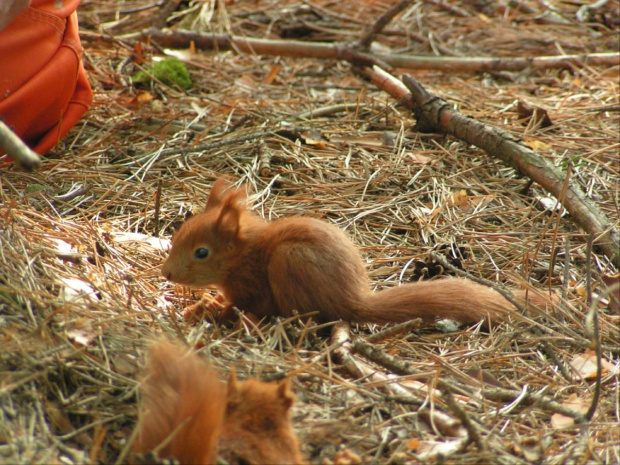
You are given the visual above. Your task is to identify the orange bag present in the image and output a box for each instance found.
[0,0,93,156]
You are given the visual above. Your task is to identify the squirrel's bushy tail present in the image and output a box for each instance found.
[134,340,226,464]
[359,278,554,326]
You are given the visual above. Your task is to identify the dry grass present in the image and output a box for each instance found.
[1,0,618,463]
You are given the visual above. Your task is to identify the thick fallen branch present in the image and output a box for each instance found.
[362,66,619,266]
[140,29,620,72]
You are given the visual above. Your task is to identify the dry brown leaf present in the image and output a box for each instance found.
[235,75,258,92]
[550,393,588,428]
[524,138,553,151]
[407,153,433,164]
[513,436,544,461]
[263,64,281,85]
[449,189,469,207]
[65,318,97,347]
[418,410,466,438]
[59,277,98,304]
[135,91,154,104]
[333,448,362,465]
[517,100,553,128]
[305,138,334,149]
[108,231,171,252]
[44,400,74,435]
[416,438,468,460]
[601,273,620,312]
[569,350,614,380]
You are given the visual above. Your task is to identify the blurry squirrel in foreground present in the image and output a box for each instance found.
[134,340,304,465]
[161,179,554,327]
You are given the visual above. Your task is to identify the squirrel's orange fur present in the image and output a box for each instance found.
[161,179,554,327]
[134,340,304,464]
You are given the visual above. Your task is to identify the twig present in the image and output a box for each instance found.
[499,0,572,25]
[0,119,42,171]
[442,387,486,452]
[154,179,162,237]
[481,387,587,422]
[297,103,368,119]
[352,339,414,376]
[365,318,422,343]
[330,323,419,398]
[52,183,92,203]
[137,29,620,72]
[358,0,412,50]
[253,139,271,178]
[584,234,601,422]
[154,0,183,28]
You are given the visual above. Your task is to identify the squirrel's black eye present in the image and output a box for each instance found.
[194,247,209,259]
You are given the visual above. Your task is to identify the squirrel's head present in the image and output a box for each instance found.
[161,179,247,287]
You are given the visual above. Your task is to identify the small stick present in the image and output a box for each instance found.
[365,318,422,343]
[584,234,602,422]
[53,183,92,202]
[254,140,271,178]
[154,179,163,237]
[0,120,42,171]
[358,0,412,50]
[442,387,486,451]
[481,387,586,422]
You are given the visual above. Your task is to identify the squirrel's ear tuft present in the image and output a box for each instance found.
[215,198,242,241]
[277,378,295,410]
[227,368,239,394]
[206,179,247,213]
[205,179,232,212]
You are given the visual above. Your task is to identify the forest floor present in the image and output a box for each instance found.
[1,0,619,463]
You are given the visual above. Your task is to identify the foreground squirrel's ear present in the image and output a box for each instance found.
[227,368,239,395]
[277,378,295,410]
[205,179,232,212]
[215,198,242,241]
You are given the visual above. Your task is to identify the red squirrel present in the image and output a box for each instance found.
[134,340,304,465]
[161,179,553,327]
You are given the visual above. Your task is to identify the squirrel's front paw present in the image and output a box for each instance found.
[183,293,230,323]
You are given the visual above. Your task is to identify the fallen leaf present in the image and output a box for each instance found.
[601,273,620,312]
[408,153,433,165]
[513,436,544,461]
[59,277,99,304]
[65,318,97,347]
[135,91,154,104]
[550,393,588,428]
[449,190,469,208]
[333,448,362,465]
[107,231,171,252]
[235,75,257,92]
[407,438,420,450]
[526,138,553,151]
[465,368,503,387]
[263,64,281,85]
[517,100,553,128]
[418,410,466,438]
[536,195,567,216]
[569,351,614,380]
[305,138,333,149]
[416,437,468,460]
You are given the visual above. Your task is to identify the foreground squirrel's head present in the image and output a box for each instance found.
[161,179,247,288]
